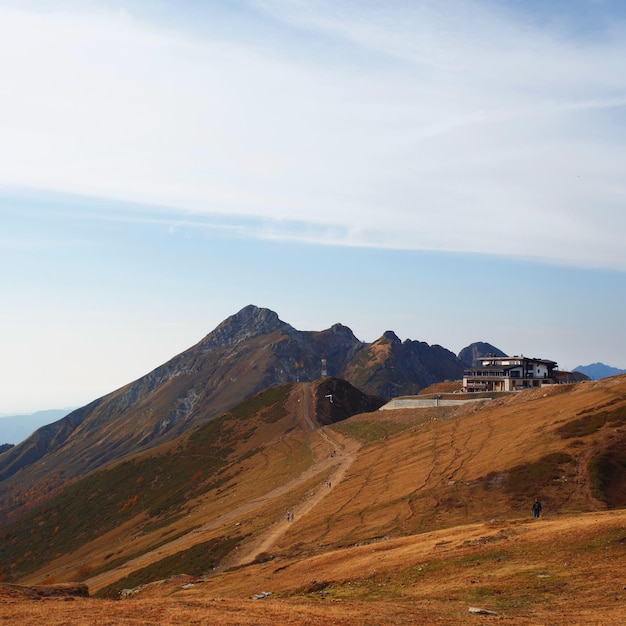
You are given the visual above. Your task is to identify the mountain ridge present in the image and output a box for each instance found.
[574,362,626,380]
[0,305,459,519]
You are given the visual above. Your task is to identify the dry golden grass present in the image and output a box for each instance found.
[4,510,626,624]
[6,377,626,624]
[0,593,420,625]
[418,380,464,394]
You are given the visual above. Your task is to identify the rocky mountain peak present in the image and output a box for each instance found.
[381,330,401,343]
[200,305,291,348]
[329,323,358,340]
[458,341,507,367]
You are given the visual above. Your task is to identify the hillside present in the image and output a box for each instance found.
[2,375,626,624]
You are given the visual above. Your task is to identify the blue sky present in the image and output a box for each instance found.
[1,0,625,414]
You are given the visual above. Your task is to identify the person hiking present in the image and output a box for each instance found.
[532,498,542,518]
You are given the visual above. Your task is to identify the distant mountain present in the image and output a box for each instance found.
[0,409,73,446]
[0,305,463,519]
[574,363,626,380]
[458,341,507,366]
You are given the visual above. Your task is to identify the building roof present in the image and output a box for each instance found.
[477,355,558,366]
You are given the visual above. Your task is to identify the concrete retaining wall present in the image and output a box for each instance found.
[380,397,492,410]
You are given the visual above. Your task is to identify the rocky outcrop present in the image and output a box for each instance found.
[344,333,464,398]
[313,378,385,426]
[198,304,292,349]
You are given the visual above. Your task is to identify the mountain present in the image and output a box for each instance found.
[457,341,507,366]
[574,362,626,380]
[343,330,465,397]
[0,305,461,520]
[0,409,73,446]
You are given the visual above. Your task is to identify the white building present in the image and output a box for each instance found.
[463,355,558,393]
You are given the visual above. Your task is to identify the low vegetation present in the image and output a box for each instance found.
[556,402,626,439]
[226,384,291,424]
[497,452,575,505]
[97,535,246,599]
[589,440,626,507]
[333,417,414,443]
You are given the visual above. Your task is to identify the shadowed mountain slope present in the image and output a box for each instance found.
[0,409,73,447]
[344,331,464,398]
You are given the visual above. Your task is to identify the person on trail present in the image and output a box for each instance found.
[532,498,542,518]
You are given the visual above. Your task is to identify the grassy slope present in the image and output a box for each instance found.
[279,383,598,551]
[3,376,626,624]
[1,384,309,584]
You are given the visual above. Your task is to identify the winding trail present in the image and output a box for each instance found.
[86,384,360,593]
[209,384,360,571]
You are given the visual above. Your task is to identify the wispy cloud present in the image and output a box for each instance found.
[1,1,625,269]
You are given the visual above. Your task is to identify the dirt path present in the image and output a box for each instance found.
[206,384,360,571]
[86,384,360,593]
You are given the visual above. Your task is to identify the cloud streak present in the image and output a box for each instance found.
[1,1,625,269]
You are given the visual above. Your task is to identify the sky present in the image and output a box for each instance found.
[1,0,626,415]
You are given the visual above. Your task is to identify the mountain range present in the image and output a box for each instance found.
[0,311,568,450]
[0,304,467,483]
[2,304,626,623]
[0,305,463,520]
